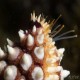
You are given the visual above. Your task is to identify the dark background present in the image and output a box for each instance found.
[0,0,80,80]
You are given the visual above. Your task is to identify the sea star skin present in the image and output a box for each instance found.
[0,12,70,80]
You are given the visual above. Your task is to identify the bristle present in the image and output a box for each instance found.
[37,14,41,22]
[31,12,36,22]
[51,24,61,34]
[54,30,75,39]
[52,14,62,27]
[52,25,64,37]
[54,35,77,41]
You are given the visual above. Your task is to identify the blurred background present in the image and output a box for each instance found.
[0,0,80,80]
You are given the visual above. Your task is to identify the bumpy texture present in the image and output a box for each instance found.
[0,12,70,80]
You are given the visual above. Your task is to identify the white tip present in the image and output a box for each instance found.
[21,53,32,71]
[7,38,14,46]
[61,69,70,80]
[27,34,34,46]
[0,61,7,74]
[7,45,20,60]
[32,66,44,80]
[4,65,17,80]
[25,30,28,34]
[37,34,44,44]
[0,47,6,59]
[18,30,25,40]
[37,14,41,22]
[31,12,36,22]
[34,46,44,60]
[58,48,65,53]
[32,25,36,33]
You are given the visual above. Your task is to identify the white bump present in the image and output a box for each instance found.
[45,75,59,80]
[37,34,44,44]
[37,14,41,22]
[7,45,20,60]
[27,34,34,46]
[4,65,17,80]
[47,66,62,73]
[0,47,6,59]
[7,38,14,46]
[34,46,44,60]
[20,76,26,80]
[21,53,32,71]
[25,30,28,34]
[0,61,7,74]
[61,69,70,80]
[18,30,25,40]
[58,48,65,54]
[58,48,65,61]
[32,12,36,22]
[32,25,36,33]
[32,67,44,80]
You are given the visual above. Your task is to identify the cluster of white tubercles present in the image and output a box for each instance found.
[20,53,32,71]
[4,65,17,80]
[0,48,6,59]
[32,66,44,80]
[7,45,20,60]
[0,61,7,74]
[45,46,66,80]
[34,46,44,60]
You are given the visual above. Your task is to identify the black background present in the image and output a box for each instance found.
[0,0,80,80]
